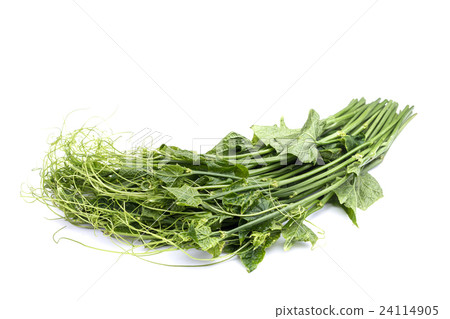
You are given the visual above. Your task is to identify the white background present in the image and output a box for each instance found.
[1,1,449,318]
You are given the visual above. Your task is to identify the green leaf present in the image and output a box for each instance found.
[165,184,203,207]
[320,147,343,162]
[264,231,281,248]
[207,241,225,258]
[188,219,224,255]
[330,195,359,227]
[194,175,231,186]
[333,173,383,212]
[347,162,361,175]
[158,145,200,162]
[284,110,325,164]
[205,160,249,178]
[251,117,302,152]
[282,220,318,251]
[207,132,253,156]
[242,197,276,221]
[251,110,325,164]
[250,231,270,248]
[223,190,262,214]
[117,167,147,180]
[239,229,249,245]
[223,190,278,224]
[233,164,249,178]
[155,164,187,186]
[249,229,280,249]
[141,207,161,219]
[342,205,358,227]
[341,133,365,151]
[239,246,266,272]
[238,219,281,246]
[224,178,251,191]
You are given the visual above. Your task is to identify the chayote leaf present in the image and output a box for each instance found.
[333,173,383,212]
[154,164,187,186]
[116,167,147,180]
[342,205,358,227]
[165,184,203,207]
[205,160,249,178]
[330,195,359,227]
[250,229,281,249]
[239,246,266,273]
[188,219,225,257]
[320,147,343,163]
[251,109,325,164]
[158,144,200,162]
[194,175,232,186]
[207,241,225,258]
[207,131,253,156]
[222,190,262,214]
[250,231,270,248]
[346,162,361,176]
[282,219,318,251]
[251,118,301,152]
[341,133,365,151]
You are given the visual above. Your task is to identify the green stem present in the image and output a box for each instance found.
[248,161,288,176]
[190,170,241,180]
[270,163,313,180]
[274,170,345,199]
[208,148,273,160]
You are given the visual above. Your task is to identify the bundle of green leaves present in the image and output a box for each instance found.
[27,98,415,272]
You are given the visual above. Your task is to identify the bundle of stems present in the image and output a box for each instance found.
[27,98,415,271]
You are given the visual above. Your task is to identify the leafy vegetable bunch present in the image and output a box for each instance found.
[28,98,415,272]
